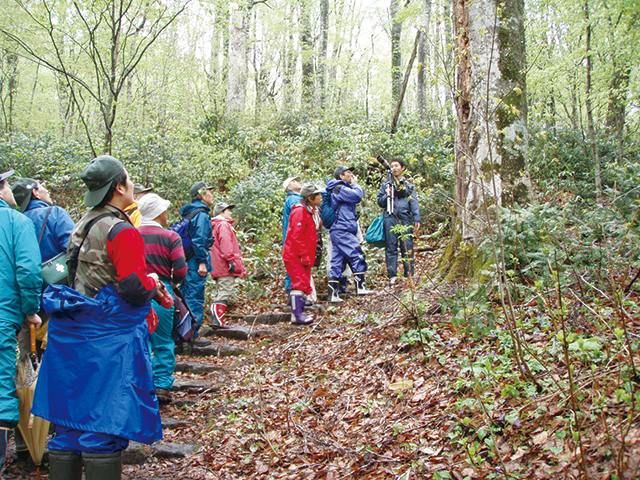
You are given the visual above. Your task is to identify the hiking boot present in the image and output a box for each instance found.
[193,338,211,347]
[327,279,343,303]
[290,291,314,325]
[209,302,227,328]
[354,273,375,295]
[155,388,173,404]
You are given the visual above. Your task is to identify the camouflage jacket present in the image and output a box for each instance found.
[68,204,157,304]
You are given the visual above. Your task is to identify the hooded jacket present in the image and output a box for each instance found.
[23,199,75,262]
[210,215,246,278]
[180,201,213,269]
[282,202,318,266]
[0,199,42,326]
[282,191,304,244]
[326,179,363,235]
[33,284,162,445]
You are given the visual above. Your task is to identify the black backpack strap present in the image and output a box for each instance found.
[184,207,208,220]
[38,206,54,245]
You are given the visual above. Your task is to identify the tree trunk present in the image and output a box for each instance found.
[390,0,403,106]
[226,3,249,118]
[318,0,329,110]
[417,0,431,124]
[300,0,314,111]
[584,0,603,204]
[447,0,529,262]
[605,66,630,165]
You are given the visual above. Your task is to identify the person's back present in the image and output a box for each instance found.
[12,178,75,263]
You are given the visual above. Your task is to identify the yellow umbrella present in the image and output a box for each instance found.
[15,324,50,479]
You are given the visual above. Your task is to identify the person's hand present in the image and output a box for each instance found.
[414,222,421,235]
[228,262,236,274]
[198,262,207,277]
[148,272,160,287]
[25,314,42,329]
[352,174,359,184]
[385,183,391,195]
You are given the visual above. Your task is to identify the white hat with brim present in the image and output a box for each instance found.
[138,193,171,221]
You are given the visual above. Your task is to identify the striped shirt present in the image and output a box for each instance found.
[139,222,188,284]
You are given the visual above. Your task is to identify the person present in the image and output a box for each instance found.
[12,177,75,263]
[11,177,76,458]
[138,193,188,404]
[209,202,246,327]
[282,175,302,293]
[377,157,421,280]
[325,166,375,302]
[180,181,214,339]
[32,155,163,480]
[123,182,153,227]
[0,170,42,476]
[283,184,324,325]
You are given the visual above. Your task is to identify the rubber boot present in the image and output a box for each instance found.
[210,302,227,328]
[290,291,314,325]
[327,279,343,303]
[354,273,375,295]
[48,450,83,480]
[83,451,122,480]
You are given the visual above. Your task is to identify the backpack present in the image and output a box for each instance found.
[319,188,342,229]
[169,207,207,260]
[172,287,197,344]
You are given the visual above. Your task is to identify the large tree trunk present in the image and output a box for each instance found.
[390,0,403,105]
[584,0,603,204]
[318,0,329,110]
[300,0,314,111]
[226,3,249,118]
[417,0,431,124]
[443,0,528,275]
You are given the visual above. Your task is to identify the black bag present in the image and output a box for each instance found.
[314,228,323,267]
[172,287,197,344]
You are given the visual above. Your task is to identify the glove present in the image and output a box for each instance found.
[228,262,236,274]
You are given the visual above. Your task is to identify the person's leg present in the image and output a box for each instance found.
[0,322,20,432]
[384,215,399,278]
[149,282,176,395]
[211,276,235,327]
[181,257,207,333]
[398,221,415,277]
[285,262,314,325]
[49,426,128,480]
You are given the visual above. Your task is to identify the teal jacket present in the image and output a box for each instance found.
[0,199,42,326]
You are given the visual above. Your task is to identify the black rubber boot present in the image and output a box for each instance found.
[48,450,83,480]
[327,279,343,303]
[354,273,375,295]
[83,451,122,480]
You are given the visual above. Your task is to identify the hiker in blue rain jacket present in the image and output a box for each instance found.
[179,181,214,340]
[325,166,375,302]
[12,177,75,262]
[0,170,42,474]
[377,157,421,281]
[32,156,162,480]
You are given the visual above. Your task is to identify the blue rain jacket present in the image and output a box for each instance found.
[23,199,75,262]
[282,192,303,244]
[180,201,213,269]
[32,284,162,445]
[0,199,42,325]
[326,179,363,235]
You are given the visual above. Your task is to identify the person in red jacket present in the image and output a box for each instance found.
[282,183,323,325]
[209,202,246,327]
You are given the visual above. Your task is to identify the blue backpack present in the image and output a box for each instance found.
[169,207,207,260]
[320,188,342,229]
[172,287,197,344]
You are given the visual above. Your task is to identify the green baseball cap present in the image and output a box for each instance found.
[81,155,125,207]
[190,181,214,199]
[11,177,39,212]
